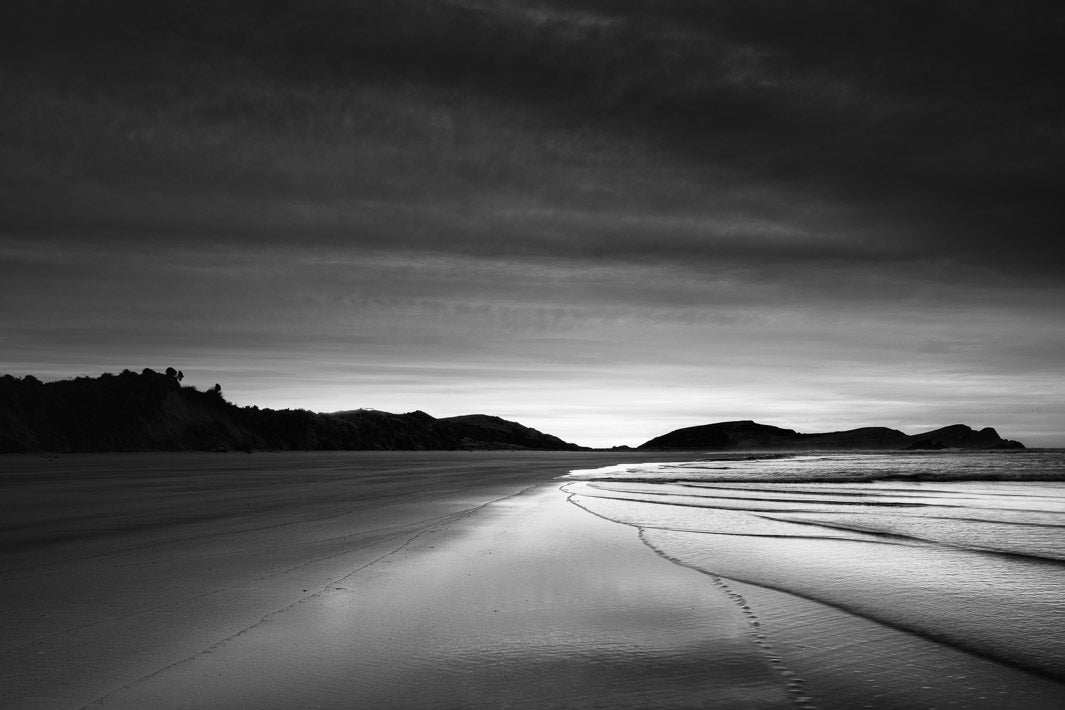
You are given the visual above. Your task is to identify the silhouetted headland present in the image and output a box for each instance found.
[638,420,1025,451]
[0,369,585,453]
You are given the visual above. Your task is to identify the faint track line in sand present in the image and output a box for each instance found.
[80,482,542,709]
[0,588,228,657]
[3,500,438,579]
[698,569,818,710]
[561,482,819,710]
[1,518,441,656]
[566,482,1065,687]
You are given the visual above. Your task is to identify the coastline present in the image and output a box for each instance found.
[566,454,1065,709]
[6,451,1063,708]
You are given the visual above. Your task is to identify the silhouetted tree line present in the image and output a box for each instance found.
[0,369,584,453]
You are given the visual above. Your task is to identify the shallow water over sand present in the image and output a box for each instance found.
[567,451,1065,707]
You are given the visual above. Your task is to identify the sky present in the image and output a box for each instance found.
[2,1,1064,447]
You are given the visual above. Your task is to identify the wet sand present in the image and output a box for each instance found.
[728,579,1065,709]
[7,451,1058,709]
[3,451,776,709]
[86,485,791,709]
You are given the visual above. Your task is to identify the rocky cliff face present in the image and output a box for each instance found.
[0,370,586,453]
[638,420,1024,450]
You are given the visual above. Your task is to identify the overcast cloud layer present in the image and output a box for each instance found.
[2,1,1064,446]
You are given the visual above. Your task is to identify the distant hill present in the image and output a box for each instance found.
[439,414,579,451]
[0,369,586,453]
[638,420,1024,451]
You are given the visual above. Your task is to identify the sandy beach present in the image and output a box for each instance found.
[4,451,1064,709]
[3,451,770,709]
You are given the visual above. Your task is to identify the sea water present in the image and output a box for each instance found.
[564,451,1065,701]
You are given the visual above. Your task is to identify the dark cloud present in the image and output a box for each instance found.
[2,1,1063,444]
[4,1,1063,272]
[4,1,1060,258]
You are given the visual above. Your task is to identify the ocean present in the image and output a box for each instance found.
[564,450,1065,707]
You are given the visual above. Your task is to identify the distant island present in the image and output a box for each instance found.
[638,419,1024,451]
[0,369,1025,453]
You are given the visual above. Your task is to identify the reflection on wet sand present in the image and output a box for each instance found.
[94,487,792,709]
